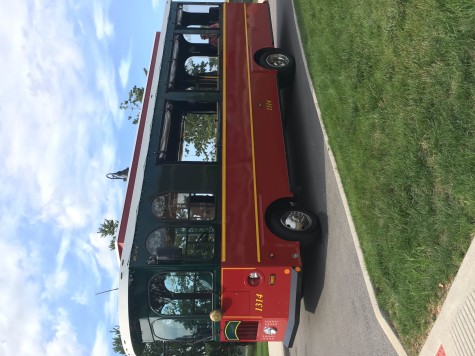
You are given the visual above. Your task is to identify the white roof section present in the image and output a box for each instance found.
[117,1,171,354]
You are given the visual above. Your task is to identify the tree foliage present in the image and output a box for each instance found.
[119,85,144,124]
[119,68,148,124]
[182,113,217,162]
[111,326,126,355]
[141,341,245,356]
[97,219,118,250]
[143,341,206,356]
[185,57,218,76]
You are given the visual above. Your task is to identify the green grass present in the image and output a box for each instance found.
[253,342,268,356]
[294,0,475,353]
[237,343,268,356]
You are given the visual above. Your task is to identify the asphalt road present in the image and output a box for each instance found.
[268,0,400,355]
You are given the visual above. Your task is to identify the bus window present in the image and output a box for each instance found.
[183,23,220,48]
[158,102,218,163]
[150,318,211,341]
[189,193,215,220]
[160,272,212,293]
[151,193,215,220]
[168,34,219,90]
[182,26,217,46]
[149,272,213,317]
[184,56,218,77]
[151,193,188,220]
[145,227,172,255]
[169,6,220,91]
[179,226,215,259]
[179,113,218,162]
[176,5,219,28]
[146,226,215,260]
[160,298,212,316]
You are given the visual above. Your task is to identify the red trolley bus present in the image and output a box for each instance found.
[117,1,320,354]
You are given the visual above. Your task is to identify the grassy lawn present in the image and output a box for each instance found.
[294,0,475,354]
[236,343,268,356]
[253,342,268,356]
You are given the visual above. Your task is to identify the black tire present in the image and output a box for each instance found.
[257,48,295,88]
[265,198,320,246]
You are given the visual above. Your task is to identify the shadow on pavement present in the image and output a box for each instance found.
[277,2,330,315]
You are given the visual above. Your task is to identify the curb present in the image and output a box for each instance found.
[268,342,285,356]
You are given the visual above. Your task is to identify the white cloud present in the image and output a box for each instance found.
[74,237,103,286]
[96,63,121,125]
[104,283,119,322]
[0,0,125,354]
[0,235,88,356]
[151,0,168,11]
[72,290,90,305]
[89,232,119,280]
[43,269,69,300]
[0,0,122,232]
[151,0,161,10]
[42,235,72,300]
[91,324,111,356]
[0,239,46,356]
[45,308,87,356]
[119,48,133,88]
[93,0,114,40]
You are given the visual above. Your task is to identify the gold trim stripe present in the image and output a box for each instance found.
[244,5,261,263]
[221,4,227,263]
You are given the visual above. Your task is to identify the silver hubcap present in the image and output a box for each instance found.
[266,53,289,68]
[280,211,312,231]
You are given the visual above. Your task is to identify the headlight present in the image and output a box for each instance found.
[247,271,263,286]
[263,326,277,335]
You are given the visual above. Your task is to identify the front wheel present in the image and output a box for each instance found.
[266,198,320,245]
[257,48,295,88]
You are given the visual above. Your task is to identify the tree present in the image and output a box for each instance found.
[142,341,207,356]
[182,113,218,162]
[185,57,218,76]
[119,68,148,124]
[97,219,119,250]
[205,342,246,356]
[111,326,126,355]
[119,85,144,124]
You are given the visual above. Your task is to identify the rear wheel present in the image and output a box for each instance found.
[266,198,320,245]
[257,48,295,88]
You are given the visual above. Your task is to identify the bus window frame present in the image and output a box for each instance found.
[145,225,216,261]
[157,101,220,164]
[148,271,215,318]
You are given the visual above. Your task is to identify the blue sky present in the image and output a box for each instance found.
[0,0,166,354]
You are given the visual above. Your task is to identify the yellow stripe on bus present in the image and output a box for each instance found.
[244,4,261,263]
[221,3,227,263]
